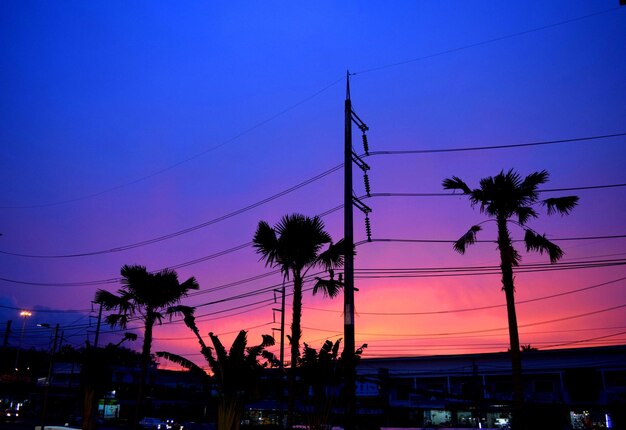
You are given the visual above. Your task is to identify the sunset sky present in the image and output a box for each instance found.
[1,1,625,372]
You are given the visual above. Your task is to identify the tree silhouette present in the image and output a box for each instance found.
[94,264,199,427]
[299,339,367,430]
[252,213,346,427]
[81,334,138,430]
[157,311,276,430]
[443,169,578,429]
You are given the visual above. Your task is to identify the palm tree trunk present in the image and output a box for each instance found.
[288,269,303,429]
[82,386,97,430]
[496,216,524,430]
[135,313,155,428]
[218,396,242,430]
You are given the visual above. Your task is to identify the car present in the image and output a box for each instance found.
[139,417,169,429]
[4,409,20,420]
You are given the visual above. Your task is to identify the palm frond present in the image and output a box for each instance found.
[122,332,137,342]
[180,276,200,292]
[542,196,579,216]
[515,206,537,225]
[156,351,208,378]
[120,264,150,293]
[229,330,248,361]
[453,225,481,254]
[94,290,123,310]
[330,339,341,359]
[261,350,281,368]
[260,334,275,348]
[245,345,264,362]
[442,176,471,194]
[520,170,549,192]
[317,239,348,270]
[300,343,318,366]
[252,221,280,267]
[355,343,368,358]
[208,332,229,366]
[167,305,196,320]
[104,313,128,329]
[319,339,334,356]
[312,278,343,298]
[524,229,564,263]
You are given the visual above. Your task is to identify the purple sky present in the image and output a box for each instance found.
[1,1,625,370]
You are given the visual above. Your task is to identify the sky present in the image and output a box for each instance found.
[1,1,625,372]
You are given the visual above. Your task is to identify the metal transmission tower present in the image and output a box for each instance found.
[344,71,372,430]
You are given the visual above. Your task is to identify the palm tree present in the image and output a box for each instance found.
[157,312,276,430]
[252,213,346,427]
[443,169,578,429]
[94,264,199,426]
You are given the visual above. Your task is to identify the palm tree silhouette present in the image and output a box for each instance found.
[443,169,578,429]
[253,213,345,427]
[300,339,367,430]
[158,312,276,430]
[94,264,199,427]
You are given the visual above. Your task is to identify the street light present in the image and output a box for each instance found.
[14,310,32,372]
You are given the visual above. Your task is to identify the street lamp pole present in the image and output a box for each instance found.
[14,310,32,372]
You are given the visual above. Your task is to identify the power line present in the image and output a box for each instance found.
[2,132,623,259]
[153,321,274,341]
[6,6,614,211]
[0,165,343,258]
[302,302,626,338]
[354,7,621,75]
[1,79,344,210]
[303,276,626,316]
[367,132,625,156]
[356,325,626,343]
[367,182,626,198]
[542,330,626,350]
[0,304,92,313]
[2,238,624,288]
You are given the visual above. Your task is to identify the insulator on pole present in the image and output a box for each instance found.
[365,215,372,242]
[362,133,369,155]
[364,173,371,197]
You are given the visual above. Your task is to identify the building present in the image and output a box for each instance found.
[356,345,626,428]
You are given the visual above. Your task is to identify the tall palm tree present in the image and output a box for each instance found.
[443,169,578,429]
[252,213,346,427]
[157,312,276,430]
[94,264,199,426]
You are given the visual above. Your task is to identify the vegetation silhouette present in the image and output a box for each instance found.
[81,338,139,430]
[157,311,276,430]
[299,339,367,430]
[94,264,199,428]
[443,169,578,430]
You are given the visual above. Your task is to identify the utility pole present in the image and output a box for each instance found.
[344,71,372,430]
[272,283,287,428]
[93,301,103,348]
[344,71,356,430]
[3,320,11,348]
